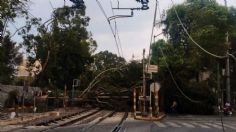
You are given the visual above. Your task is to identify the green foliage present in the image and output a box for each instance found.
[0,36,22,84]
[164,0,228,58]
[94,50,126,70]
[80,51,126,91]
[151,0,236,114]
[0,0,29,84]
[22,5,96,89]
[150,39,166,65]
[0,0,28,22]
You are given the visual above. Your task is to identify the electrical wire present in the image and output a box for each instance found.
[147,0,158,66]
[159,46,204,103]
[95,0,121,57]
[170,0,227,59]
[110,0,124,57]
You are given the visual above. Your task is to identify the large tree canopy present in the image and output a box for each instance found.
[22,3,96,89]
[151,0,236,114]
[94,50,126,70]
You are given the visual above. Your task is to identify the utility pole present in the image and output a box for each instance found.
[225,0,231,104]
[142,49,146,115]
[217,61,222,112]
[226,50,231,103]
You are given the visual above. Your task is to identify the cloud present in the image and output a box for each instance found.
[9,0,236,61]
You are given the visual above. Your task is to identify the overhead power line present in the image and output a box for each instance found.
[110,0,124,57]
[159,46,204,103]
[95,0,122,57]
[152,1,204,104]
[170,0,227,59]
[147,0,158,66]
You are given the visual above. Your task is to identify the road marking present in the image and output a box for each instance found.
[215,122,236,130]
[191,122,210,128]
[179,122,195,128]
[204,123,222,129]
[154,122,167,127]
[166,122,181,127]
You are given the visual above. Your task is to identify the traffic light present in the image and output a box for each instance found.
[69,0,85,9]
[136,0,149,10]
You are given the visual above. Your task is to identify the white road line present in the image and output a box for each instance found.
[166,122,181,127]
[179,122,195,128]
[204,123,222,129]
[191,122,210,128]
[154,122,167,127]
[227,122,236,127]
[215,122,236,130]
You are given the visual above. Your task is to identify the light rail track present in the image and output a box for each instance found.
[8,108,100,132]
[39,108,101,131]
[111,112,128,132]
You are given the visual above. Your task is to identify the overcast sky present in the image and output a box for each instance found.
[11,0,236,61]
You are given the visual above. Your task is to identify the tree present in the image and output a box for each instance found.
[164,0,228,57]
[22,4,96,89]
[0,0,28,84]
[0,36,22,84]
[94,50,126,70]
[150,39,166,65]
[0,0,29,40]
[151,0,236,114]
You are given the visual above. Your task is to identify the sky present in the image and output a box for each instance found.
[10,0,236,61]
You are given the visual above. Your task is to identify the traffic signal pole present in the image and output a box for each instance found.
[142,49,146,114]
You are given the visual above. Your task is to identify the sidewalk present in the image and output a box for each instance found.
[0,107,79,125]
[0,112,50,126]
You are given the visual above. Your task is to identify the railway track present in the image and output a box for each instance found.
[39,108,102,132]
[79,110,116,132]
[81,112,128,132]
[111,112,128,132]
[9,110,128,132]
[8,108,100,132]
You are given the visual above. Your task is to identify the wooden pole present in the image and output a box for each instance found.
[154,85,159,116]
[64,85,67,109]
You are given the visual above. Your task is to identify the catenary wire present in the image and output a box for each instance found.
[159,46,204,103]
[95,0,121,57]
[110,0,124,57]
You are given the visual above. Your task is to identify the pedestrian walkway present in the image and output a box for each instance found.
[154,121,236,130]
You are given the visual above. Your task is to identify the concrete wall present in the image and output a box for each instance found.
[0,84,41,107]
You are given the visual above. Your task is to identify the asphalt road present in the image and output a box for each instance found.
[122,115,236,132]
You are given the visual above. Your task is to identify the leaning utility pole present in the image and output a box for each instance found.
[225,0,231,103]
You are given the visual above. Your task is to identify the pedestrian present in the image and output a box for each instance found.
[170,100,178,115]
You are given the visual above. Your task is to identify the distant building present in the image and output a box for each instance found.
[16,59,29,77]
[16,59,42,77]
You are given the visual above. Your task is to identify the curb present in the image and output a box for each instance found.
[134,113,166,121]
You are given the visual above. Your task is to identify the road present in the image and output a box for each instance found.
[8,113,236,132]
[122,115,236,132]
